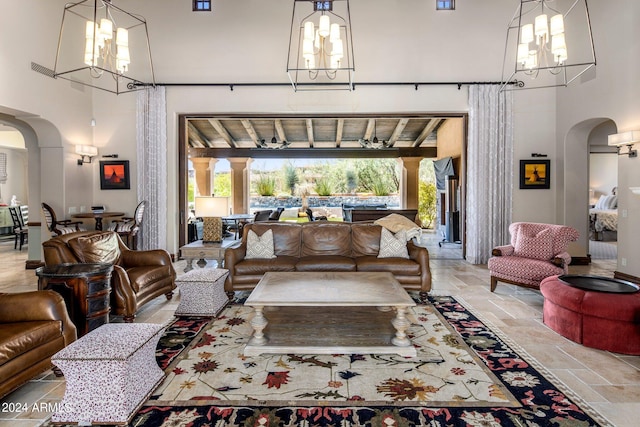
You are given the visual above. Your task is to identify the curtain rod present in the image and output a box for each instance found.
[132,81,523,91]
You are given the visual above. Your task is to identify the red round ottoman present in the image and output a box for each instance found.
[540,275,640,355]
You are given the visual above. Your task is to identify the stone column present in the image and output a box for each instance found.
[228,158,251,214]
[399,157,422,210]
[191,158,216,197]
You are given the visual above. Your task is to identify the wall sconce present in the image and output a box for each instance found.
[194,196,229,243]
[608,131,639,158]
[76,145,98,165]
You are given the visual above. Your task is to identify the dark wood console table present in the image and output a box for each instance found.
[36,263,113,337]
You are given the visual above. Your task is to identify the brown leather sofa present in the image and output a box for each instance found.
[0,290,77,399]
[224,222,431,300]
[43,231,177,322]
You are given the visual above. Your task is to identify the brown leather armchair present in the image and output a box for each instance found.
[43,231,176,322]
[0,290,77,399]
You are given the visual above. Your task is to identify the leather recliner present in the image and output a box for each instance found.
[42,231,176,322]
[0,290,77,399]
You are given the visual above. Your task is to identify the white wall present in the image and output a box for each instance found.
[556,0,640,276]
[590,154,617,202]
[6,0,634,268]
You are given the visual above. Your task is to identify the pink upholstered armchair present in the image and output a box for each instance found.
[488,222,579,292]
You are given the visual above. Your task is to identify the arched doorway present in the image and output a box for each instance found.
[0,112,66,267]
[563,118,617,262]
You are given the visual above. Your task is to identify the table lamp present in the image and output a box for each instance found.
[194,196,229,243]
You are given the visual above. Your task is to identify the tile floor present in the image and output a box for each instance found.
[0,237,637,427]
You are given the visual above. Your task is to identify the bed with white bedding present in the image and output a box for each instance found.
[589,194,618,240]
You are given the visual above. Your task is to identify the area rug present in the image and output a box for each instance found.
[130,295,610,426]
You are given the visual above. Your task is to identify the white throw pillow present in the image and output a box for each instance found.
[604,195,618,209]
[594,195,607,209]
[245,229,276,259]
[374,213,422,241]
[377,228,409,259]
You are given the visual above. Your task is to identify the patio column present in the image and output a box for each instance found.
[399,157,422,209]
[191,158,217,196]
[228,158,251,214]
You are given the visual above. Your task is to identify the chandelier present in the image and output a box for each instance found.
[359,121,390,149]
[259,122,291,149]
[501,0,596,91]
[53,0,155,95]
[287,0,355,91]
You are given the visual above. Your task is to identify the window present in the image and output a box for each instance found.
[436,0,455,10]
[314,1,333,12]
[193,1,211,12]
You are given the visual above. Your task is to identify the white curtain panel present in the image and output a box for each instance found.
[136,86,167,251]
[466,85,514,264]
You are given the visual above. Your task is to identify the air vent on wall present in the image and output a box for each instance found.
[31,62,55,78]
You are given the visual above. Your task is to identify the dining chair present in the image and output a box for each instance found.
[41,203,85,237]
[107,201,146,249]
[8,206,28,250]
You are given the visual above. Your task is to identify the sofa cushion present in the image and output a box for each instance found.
[513,227,553,260]
[68,232,121,264]
[245,229,276,260]
[0,321,62,365]
[378,228,409,259]
[301,223,351,257]
[374,213,421,240]
[246,223,301,257]
[126,265,174,293]
[234,256,298,276]
[351,223,381,257]
[295,256,357,272]
[356,256,421,276]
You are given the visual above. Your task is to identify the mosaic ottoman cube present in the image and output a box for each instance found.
[175,267,230,316]
[51,323,165,425]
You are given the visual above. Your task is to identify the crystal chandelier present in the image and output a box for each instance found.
[359,121,390,149]
[53,0,155,94]
[501,0,596,91]
[287,0,355,91]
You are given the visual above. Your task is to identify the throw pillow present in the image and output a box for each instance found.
[374,213,422,241]
[513,228,553,261]
[377,228,409,259]
[68,232,121,264]
[604,195,618,210]
[245,229,277,259]
[594,195,608,209]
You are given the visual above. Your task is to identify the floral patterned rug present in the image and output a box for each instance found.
[133,295,610,426]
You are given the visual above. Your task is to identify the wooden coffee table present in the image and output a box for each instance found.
[244,271,417,357]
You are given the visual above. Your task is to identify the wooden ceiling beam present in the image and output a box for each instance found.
[241,119,260,147]
[274,119,287,144]
[413,118,442,147]
[190,146,437,159]
[187,122,209,147]
[207,119,237,148]
[386,118,410,147]
[305,119,314,148]
[335,118,344,148]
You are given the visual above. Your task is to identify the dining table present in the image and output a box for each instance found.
[223,213,254,239]
[72,212,125,231]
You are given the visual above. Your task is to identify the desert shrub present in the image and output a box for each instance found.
[314,177,333,196]
[255,175,276,196]
[419,181,437,229]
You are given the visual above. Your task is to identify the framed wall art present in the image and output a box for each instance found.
[519,159,550,189]
[99,160,130,190]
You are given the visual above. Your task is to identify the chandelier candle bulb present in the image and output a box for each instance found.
[318,15,330,37]
[520,24,534,44]
[99,18,113,39]
[534,14,548,40]
[550,14,564,35]
[116,28,128,46]
[330,23,340,42]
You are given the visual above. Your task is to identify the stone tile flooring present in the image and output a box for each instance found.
[0,238,637,426]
